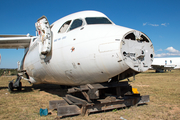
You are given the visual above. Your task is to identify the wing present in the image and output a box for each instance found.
[151,64,165,70]
[151,64,175,70]
[0,35,33,49]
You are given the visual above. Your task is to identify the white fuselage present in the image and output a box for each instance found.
[152,57,180,69]
[23,11,154,85]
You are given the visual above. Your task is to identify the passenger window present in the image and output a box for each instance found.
[69,19,83,31]
[58,20,71,33]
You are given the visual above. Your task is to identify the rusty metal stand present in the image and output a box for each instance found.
[49,81,149,118]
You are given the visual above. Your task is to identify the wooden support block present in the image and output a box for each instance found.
[66,94,88,105]
[63,97,73,105]
[87,95,149,114]
[87,84,94,89]
[49,100,68,110]
[138,95,149,104]
[57,105,81,117]
[87,88,99,99]
[81,105,87,116]
[116,86,121,97]
[49,82,150,118]
[82,92,92,103]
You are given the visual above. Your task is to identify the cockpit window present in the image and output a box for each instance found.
[50,24,54,29]
[69,19,83,31]
[58,20,71,33]
[85,17,112,24]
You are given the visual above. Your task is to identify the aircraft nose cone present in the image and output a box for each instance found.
[121,30,154,72]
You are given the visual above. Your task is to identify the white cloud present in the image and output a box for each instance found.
[143,22,148,26]
[166,47,179,53]
[143,22,169,27]
[149,24,159,27]
[161,23,169,27]
[157,49,163,52]
[155,47,180,57]
[155,53,167,57]
[155,52,180,57]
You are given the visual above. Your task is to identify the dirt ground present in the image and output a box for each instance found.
[0,70,180,120]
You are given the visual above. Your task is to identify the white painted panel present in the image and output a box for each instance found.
[99,42,119,52]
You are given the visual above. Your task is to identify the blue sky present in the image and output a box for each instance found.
[0,0,180,68]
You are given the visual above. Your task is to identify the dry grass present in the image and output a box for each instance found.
[0,70,180,120]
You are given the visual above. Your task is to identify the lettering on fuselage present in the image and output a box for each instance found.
[62,36,66,39]
[54,36,66,42]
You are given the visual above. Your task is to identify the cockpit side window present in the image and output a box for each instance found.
[58,20,71,33]
[69,19,83,31]
[50,24,54,29]
[85,17,112,24]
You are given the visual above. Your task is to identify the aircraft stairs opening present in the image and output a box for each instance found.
[49,81,149,118]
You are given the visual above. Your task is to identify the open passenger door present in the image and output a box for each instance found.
[35,16,52,55]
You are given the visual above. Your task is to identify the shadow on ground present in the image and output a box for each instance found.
[1,83,68,97]
[32,84,68,97]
